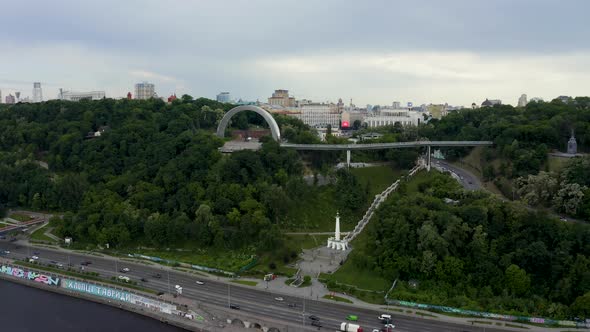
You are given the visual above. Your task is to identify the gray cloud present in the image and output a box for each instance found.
[1,0,589,105]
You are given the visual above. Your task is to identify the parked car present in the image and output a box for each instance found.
[56,263,64,268]
[31,255,39,260]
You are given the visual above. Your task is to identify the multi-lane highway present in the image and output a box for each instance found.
[0,240,509,332]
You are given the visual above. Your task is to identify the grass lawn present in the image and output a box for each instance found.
[322,294,353,303]
[284,186,342,232]
[29,224,56,243]
[321,230,390,296]
[9,213,32,222]
[231,280,258,286]
[351,166,400,197]
[546,155,570,172]
[132,247,255,272]
[285,234,330,250]
[285,166,400,233]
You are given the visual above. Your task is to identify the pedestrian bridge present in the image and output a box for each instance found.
[280,140,493,150]
[280,140,493,169]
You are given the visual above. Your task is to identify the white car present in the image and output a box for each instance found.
[384,323,395,329]
[274,297,284,301]
[31,255,39,260]
[175,284,182,290]
[3,250,10,254]
[118,276,130,282]
[121,267,130,272]
[196,280,205,285]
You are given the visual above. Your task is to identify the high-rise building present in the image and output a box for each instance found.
[0,89,2,103]
[216,92,231,103]
[392,101,401,109]
[268,89,296,108]
[15,92,21,102]
[58,89,105,101]
[134,82,156,100]
[517,94,527,107]
[33,82,43,103]
[5,94,16,104]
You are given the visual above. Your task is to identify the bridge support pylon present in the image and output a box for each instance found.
[427,145,431,172]
[346,149,351,168]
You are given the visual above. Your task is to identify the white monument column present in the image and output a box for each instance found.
[335,213,341,241]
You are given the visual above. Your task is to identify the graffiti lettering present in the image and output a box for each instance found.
[0,265,60,286]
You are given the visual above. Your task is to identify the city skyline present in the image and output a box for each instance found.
[1,0,589,106]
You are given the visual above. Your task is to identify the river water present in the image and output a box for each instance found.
[0,279,185,332]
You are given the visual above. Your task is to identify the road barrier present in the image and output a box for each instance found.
[385,299,590,328]
[127,253,235,276]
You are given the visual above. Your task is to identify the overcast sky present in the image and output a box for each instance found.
[1,0,589,106]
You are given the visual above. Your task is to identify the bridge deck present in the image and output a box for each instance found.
[280,141,493,151]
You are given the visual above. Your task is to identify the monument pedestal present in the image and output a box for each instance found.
[327,213,349,251]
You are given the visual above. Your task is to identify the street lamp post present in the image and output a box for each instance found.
[227,283,231,307]
[167,268,171,294]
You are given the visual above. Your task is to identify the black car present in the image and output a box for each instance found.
[229,304,240,310]
[308,315,320,321]
[80,261,92,266]
[288,303,297,308]
[153,273,162,279]
[311,320,322,327]
[157,291,164,296]
[140,278,148,282]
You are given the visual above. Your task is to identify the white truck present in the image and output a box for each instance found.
[340,322,363,332]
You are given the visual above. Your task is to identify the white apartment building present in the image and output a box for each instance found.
[364,108,422,128]
[300,103,341,128]
[134,82,156,100]
[58,89,106,101]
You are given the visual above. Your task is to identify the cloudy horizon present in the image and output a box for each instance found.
[1,0,589,106]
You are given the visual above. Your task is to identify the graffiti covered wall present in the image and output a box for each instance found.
[0,265,60,286]
[62,279,176,314]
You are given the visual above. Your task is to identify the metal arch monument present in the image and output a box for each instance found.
[216,105,281,141]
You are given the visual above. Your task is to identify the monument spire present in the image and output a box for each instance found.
[335,212,340,241]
